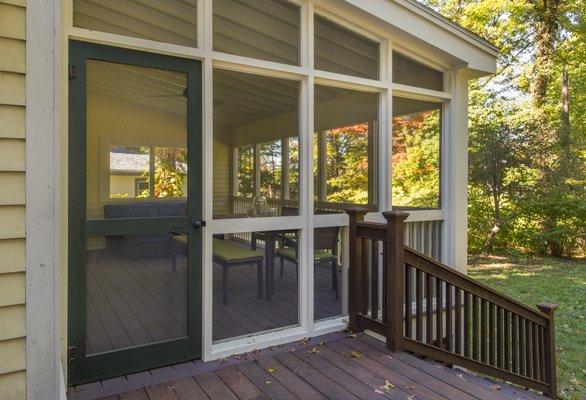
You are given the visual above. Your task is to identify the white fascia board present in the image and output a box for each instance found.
[343,0,498,75]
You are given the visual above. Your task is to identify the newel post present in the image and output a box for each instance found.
[537,303,558,399]
[382,210,409,352]
[346,207,367,332]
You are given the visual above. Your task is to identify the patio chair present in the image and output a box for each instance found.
[171,236,264,304]
[275,226,340,300]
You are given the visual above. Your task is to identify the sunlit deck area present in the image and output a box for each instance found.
[69,332,548,400]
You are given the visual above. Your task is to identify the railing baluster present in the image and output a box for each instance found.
[473,295,479,361]
[371,240,379,320]
[488,302,496,365]
[361,239,368,316]
[382,245,387,324]
[446,283,453,352]
[426,273,433,345]
[405,264,413,339]
[346,207,366,332]
[526,319,533,379]
[481,298,488,364]
[464,291,470,358]
[519,316,526,376]
[416,269,423,341]
[532,322,539,380]
[436,277,444,349]
[512,314,519,374]
[504,310,511,371]
[539,325,546,382]
[455,287,462,355]
[497,306,503,369]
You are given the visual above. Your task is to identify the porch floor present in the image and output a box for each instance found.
[86,240,341,352]
[68,332,548,400]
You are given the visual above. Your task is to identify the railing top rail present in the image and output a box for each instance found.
[404,247,550,326]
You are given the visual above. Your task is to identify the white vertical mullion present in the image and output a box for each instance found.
[202,0,214,360]
[380,39,393,212]
[282,137,290,200]
[300,0,314,331]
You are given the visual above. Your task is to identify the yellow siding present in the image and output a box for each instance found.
[0,0,26,398]
[0,172,25,205]
[0,304,26,341]
[0,106,25,139]
[0,370,26,400]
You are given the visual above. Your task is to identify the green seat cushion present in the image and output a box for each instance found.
[276,247,334,262]
[213,238,263,262]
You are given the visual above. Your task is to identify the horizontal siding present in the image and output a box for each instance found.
[0,239,25,274]
[0,206,25,239]
[0,38,25,74]
[0,1,26,396]
[0,72,26,106]
[0,338,26,375]
[0,172,25,204]
[0,370,26,400]
[0,304,25,341]
[0,3,25,40]
[0,139,25,171]
[0,272,25,307]
[0,105,25,139]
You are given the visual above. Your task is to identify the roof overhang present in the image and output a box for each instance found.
[330,0,499,77]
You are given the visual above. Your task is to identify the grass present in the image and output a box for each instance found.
[468,254,585,400]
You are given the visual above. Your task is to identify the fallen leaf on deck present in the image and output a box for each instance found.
[267,367,277,373]
[318,341,325,346]
[308,347,320,354]
[265,380,272,385]
[348,333,359,339]
[405,385,415,390]
[350,350,362,358]
[300,337,310,345]
[219,357,227,363]
[490,384,501,391]
[377,379,396,393]
[456,373,466,380]
[406,395,416,400]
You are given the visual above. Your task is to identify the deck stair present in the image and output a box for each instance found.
[346,208,558,399]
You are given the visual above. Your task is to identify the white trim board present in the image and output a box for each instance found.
[25,0,62,399]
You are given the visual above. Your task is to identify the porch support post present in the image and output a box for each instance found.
[537,303,558,399]
[346,207,367,332]
[382,210,408,352]
[442,69,469,273]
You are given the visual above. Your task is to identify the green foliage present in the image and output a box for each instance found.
[392,108,441,208]
[422,0,586,257]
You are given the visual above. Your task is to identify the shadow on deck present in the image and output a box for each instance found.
[68,332,548,400]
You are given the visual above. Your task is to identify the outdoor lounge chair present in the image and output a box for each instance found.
[275,226,340,300]
[171,236,264,304]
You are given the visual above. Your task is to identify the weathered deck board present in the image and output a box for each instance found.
[69,333,549,400]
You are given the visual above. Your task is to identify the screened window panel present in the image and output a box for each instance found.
[314,85,379,213]
[314,15,379,80]
[213,0,300,65]
[213,69,300,218]
[392,97,441,209]
[73,0,197,47]
[392,52,444,91]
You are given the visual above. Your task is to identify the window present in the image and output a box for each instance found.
[314,85,378,213]
[108,145,187,200]
[73,0,197,47]
[392,97,441,209]
[393,52,444,91]
[213,0,300,65]
[213,69,300,218]
[314,15,379,80]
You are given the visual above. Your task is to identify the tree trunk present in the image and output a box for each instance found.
[560,67,570,164]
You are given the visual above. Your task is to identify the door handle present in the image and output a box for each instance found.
[192,219,207,229]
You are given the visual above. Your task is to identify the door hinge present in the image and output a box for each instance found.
[69,63,78,81]
[67,345,78,363]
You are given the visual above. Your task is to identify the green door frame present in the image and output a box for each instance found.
[68,40,203,385]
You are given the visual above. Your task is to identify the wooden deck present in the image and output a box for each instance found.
[86,241,341,352]
[68,332,548,400]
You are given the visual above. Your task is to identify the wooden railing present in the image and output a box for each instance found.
[346,208,558,399]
